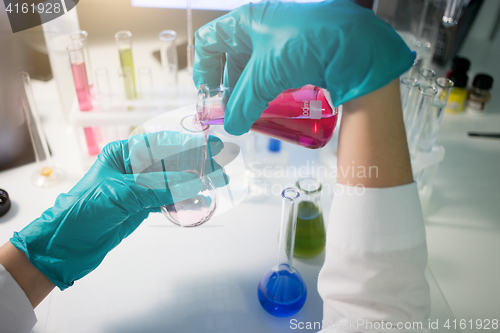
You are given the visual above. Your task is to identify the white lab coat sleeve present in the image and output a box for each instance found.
[318,182,430,333]
[0,263,37,333]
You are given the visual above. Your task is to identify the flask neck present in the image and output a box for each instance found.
[296,177,323,204]
[277,188,300,268]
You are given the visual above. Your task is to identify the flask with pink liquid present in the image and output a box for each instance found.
[196,84,338,149]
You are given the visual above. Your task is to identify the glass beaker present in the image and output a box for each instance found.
[196,84,338,149]
[18,72,65,187]
[293,177,325,258]
[115,31,137,99]
[160,115,218,227]
[258,188,307,317]
[374,0,448,66]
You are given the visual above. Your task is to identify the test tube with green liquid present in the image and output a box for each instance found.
[115,31,137,99]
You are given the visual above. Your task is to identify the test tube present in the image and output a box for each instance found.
[407,85,438,157]
[95,68,112,111]
[118,67,135,101]
[418,68,437,87]
[404,58,423,79]
[67,42,100,156]
[443,0,464,27]
[418,78,453,154]
[400,77,419,132]
[70,30,93,89]
[67,42,92,111]
[159,30,178,87]
[18,72,65,187]
[138,67,153,100]
[115,31,137,99]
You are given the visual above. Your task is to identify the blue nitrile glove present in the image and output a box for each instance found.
[193,0,415,135]
[10,132,227,290]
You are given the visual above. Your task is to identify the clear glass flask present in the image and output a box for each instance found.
[67,42,100,155]
[197,84,338,149]
[161,115,218,227]
[159,30,178,88]
[115,31,137,99]
[258,188,307,317]
[293,177,325,258]
[18,72,65,187]
[70,30,93,89]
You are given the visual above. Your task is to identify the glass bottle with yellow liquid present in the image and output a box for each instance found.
[289,176,326,258]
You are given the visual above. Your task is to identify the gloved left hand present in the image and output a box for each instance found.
[10,131,227,290]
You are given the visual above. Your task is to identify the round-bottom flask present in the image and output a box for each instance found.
[258,264,307,317]
[258,188,307,317]
[161,174,217,227]
[161,115,218,227]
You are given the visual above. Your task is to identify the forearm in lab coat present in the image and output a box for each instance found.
[318,183,430,332]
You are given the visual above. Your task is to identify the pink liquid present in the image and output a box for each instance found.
[201,85,338,149]
[84,127,101,156]
[72,62,100,155]
[71,62,93,111]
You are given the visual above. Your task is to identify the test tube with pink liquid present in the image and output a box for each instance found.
[67,42,100,155]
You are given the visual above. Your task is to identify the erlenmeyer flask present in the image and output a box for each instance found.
[258,188,307,317]
[293,176,325,258]
[197,84,338,149]
[160,115,218,227]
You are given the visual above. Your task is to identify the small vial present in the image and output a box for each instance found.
[466,74,494,115]
[445,73,468,114]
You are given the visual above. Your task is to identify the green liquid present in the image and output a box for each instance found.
[293,201,325,258]
[119,47,137,99]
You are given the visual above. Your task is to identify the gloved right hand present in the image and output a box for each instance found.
[193,0,415,135]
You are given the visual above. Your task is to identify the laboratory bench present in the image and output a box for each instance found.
[0,38,499,332]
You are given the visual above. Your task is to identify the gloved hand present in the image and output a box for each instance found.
[193,0,415,135]
[10,132,227,290]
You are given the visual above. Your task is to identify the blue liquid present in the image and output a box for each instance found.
[258,267,307,317]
